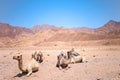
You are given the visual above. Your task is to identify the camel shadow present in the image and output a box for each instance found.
[13,72,27,77]
[13,71,38,77]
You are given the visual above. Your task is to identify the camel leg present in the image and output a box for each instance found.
[65,66,71,70]
[26,70,32,77]
[71,58,75,64]
[58,66,62,70]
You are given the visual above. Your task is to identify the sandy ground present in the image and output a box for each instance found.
[0,46,120,80]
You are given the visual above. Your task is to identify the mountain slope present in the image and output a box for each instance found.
[0,20,120,47]
[95,20,120,35]
[32,24,57,33]
[0,23,33,38]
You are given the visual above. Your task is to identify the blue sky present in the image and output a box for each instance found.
[0,0,120,28]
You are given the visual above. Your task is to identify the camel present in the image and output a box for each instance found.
[56,52,71,69]
[32,51,43,63]
[13,54,39,76]
[67,48,83,63]
[67,51,83,63]
[56,49,84,69]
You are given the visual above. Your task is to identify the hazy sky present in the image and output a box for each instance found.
[0,0,120,28]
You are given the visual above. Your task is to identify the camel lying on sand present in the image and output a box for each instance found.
[32,51,43,63]
[13,54,39,76]
[56,52,71,69]
[56,49,84,69]
[67,51,83,63]
[67,48,83,63]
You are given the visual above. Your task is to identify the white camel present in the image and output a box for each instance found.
[13,54,39,76]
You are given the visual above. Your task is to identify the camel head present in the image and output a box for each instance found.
[32,51,43,63]
[67,51,73,59]
[37,52,43,63]
[71,48,75,52]
[32,51,37,59]
[13,55,22,61]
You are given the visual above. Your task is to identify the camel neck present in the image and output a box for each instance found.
[18,57,24,72]
[63,57,71,64]
[66,58,71,64]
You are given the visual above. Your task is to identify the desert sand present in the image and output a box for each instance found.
[0,20,120,80]
[0,45,120,80]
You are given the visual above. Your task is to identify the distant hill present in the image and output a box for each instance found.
[95,20,120,35]
[0,23,33,38]
[32,24,58,33]
[72,27,95,34]
[48,20,120,41]
[0,20,120,47]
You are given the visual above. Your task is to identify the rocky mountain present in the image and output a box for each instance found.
[0,20,120,47]
[72,27,95,34]
[32,24,58,33]
[0,23,33,38]
[95,20,120,36]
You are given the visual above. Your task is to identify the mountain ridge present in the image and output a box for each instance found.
[0,20,120,47]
